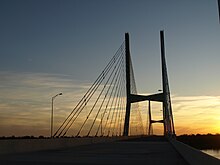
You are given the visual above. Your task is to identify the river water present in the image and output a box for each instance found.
[202,149,220,160]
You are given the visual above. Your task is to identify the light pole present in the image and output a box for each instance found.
[51,92,62,138]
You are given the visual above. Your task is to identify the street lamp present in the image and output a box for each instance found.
[51,92,62,138]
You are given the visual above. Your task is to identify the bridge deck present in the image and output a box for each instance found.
[0,137,188,165]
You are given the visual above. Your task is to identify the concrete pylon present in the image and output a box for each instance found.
[160,30,175,137]
[123,33,131,136]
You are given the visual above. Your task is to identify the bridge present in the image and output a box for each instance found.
[51,31,174,139]
[0,31,220,165]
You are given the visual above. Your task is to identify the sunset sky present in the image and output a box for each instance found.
[0,0,220,136]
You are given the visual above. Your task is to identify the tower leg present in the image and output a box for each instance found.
[123,33,131,136]
[160,30,175,137]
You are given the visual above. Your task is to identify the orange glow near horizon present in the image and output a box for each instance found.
[0,72,220,137]
[1,94,220,137]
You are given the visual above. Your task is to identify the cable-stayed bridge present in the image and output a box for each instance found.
[53,31,175,139]
[1,31,220,165]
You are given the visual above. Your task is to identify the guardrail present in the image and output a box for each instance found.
[170,139,220,165]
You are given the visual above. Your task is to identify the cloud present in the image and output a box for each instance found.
[1,71,220,136]
[172,95,220,135]
[0,71,91,136]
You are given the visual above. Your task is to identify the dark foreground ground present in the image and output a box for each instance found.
[0,136,188,165]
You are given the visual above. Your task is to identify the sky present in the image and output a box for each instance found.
[0,0,220,136]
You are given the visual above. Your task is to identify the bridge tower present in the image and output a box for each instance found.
[123,31,175,137]
[160,30,175,136]
[123,33,131,136]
